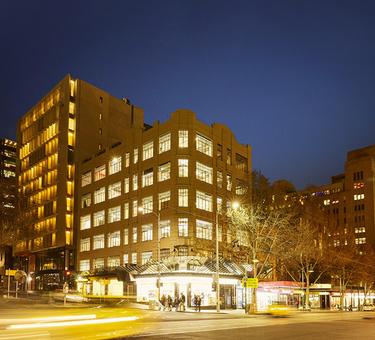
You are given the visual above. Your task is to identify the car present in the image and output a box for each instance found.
[363,304,375,311]
[268,302,291,317]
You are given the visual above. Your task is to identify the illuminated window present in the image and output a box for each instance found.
[196,191,212,212]
[94,165,106,181]
[133,174,138,191]
[124,202,129,219]
[196,219,212,240]
[217,171,223,188]
[159,133,171,153]
[125,152,130,167]
[109,157,122,175]
[354,182,364,189]
[158,162,170,182]
[235,179,248,195]
[355,237,366,244]
[108,181,121,199]
[79,260,90,271]
[94,187,105,204]
[226,174,232,191]
[160,220,171,238]
[178,159,188,177]
[354,194,365,201]
[133,226,138,243]
[355,227,366,233]
[133,148,138,164]
[178,188,188,207]
[131,253,137,264]
[68,117,75,131]
[108,231,120,247]
[142,224,153,241]
[178,218,188,237]
[124,254,129,264]
[124,177,129,193]
[217,197,223,213]
[108,206,121,223]
[108,256,120,268]
[324,199,330,206]
[158,191,170,210]
[93,235,104,250]
[93,258,104,269]
[80,215,91,230]
[80,238,90,252]
[143,141,154,160]
[81,172,91,187]
[93,210,105,227]
[142,196,153,213]
[142,251,153,264]
[196,133,212,156]
[226,149,232,165]
[196,162,213,184]
[179,130,188,148]
[81,193,91,208]
[124,229,129,245]
[217,144,223,160]
[132,200,138,217]
[142,168,154,187]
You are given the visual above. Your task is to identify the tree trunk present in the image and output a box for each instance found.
[305,273,310,309]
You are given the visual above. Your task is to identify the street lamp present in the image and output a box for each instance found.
[138,206,161,302]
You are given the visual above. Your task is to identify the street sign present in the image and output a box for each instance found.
[246,278,258,288]
[5,269,16,276]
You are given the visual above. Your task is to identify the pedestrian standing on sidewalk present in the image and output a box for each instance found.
[167,295,173,311]
[180,293,186,311]
[197,294,202,312]
[160,294,167,311]
[174,296,180,311]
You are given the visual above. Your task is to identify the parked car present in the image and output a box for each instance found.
[363,304,375,311]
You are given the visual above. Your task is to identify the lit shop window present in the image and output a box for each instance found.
[81,172,91,187]
[93,210,105,227]
[196,162,213,184]
[158,191,170,210]
[178,159,189,177]
[124,229,129,245]
[196,133,212,156]
[196,219,212,240]
[142,251,153,264]
[133,174,138,191]
[93,258,104,269]
[109,157,122,175]
[108,181,121,199]
[142,196,153,213]
[143,141,154,161]
[179,130,188,148]
[178,218,188,237]
[196,191,212,212]
[94,187,105,204]
[80,214,91,230]
[354,194,365,201]
[131,253,137,264]
[107,231,121,247]
[93,235,105,250]
[80,238,90,252]
[79,260,90,272]
[124,202,129,219]
[124,177,129,193]
[160,220,171,238]
[81,193,91,208]
[159,133,171,154]
[158,162,171,182]
[133,148,138,164]
[142,168,154,187]
[94,165,106,181]
[178,188,189,207]
[142,224,153,241]
[107,256,120,268]
[133,226,138,243]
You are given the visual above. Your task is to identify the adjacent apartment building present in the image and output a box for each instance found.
[76,109,252,307]
[16,75,143,290]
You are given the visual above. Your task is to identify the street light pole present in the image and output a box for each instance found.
[215,209,220,313]
[157,211,161,302]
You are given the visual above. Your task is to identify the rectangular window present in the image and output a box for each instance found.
[124,177,129,193]
[133,148,138,164]
[196,191,212,212]
[159,133,171,153]
[158,162,171,182]
[158,191,170,210]
[354,193,365,200]
[142,168,154,187]
[179,130,188,148]
[178,159,189,177]
[108,256,120,268]
[94,165,106,181]
[142,251,153,264]
[226,174,232,191]
[196,162,213,184]
[217,144,223,160]
[132,226,138,243]
[355,237,366,244]
[108,231,121,247]
[142,196,153,213]
[235,179,248,195]
[93,258,104,269]
[196,133,212,156]
[235,153,248,172]
[160,220,171,238]
[124,254,129,264]
[93,210,105,227]
[355,227,366,233]
[108,206,121,223]
[108,181,121,199]
[132,174,138,191]
[93,234,105,249]
[80,238,90,252]
[131,253,137,264]
[132,200,138,217]
[178,188,189,207]
[94,187,105,204]
[142,224,153,241]
[81,172,91,187]
[79,260,90,271]
[226,149,232,165]
[125,152,130,168]
[217,171,223,188]
[109,157,122,175]
[80,214,91,230]
[124,202,129,219]
[143,141,154,160]
[217,197,223,213]
[161,248,170,259]
[178,218,188,237]
[124,229,129,245]
[81,193,91,208]
[196,219,212,240]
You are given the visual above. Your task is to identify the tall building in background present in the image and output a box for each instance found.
[16,75,143,290]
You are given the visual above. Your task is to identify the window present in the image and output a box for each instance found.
[158,162,171,182]
[235,179,248,195]
[158,191,170,210]
[178,218,188,237]
[217,144,223,160]
[324,199,330,206]
[124,202,129,219]
[108,181,121,199]
[354,193,365,200]
[133,148,138,164]
[142,168,154,187]
[94,187,105,204]
[125,152,130,167]
[178,188,188,207]
[143,141,154,160]
[178,246,188,256]
[179,130,188,148]
[178,159,189,177]
[132,174,138,191]
[81,172,91,187]
[196,133,212,156]
[79,260,90,271]
[196,219,212,240]
[226,149,232,165]
[124,254,129,264]
[196,191,212,212]
[108,206,121,223]
[217,171,223,188]
[94,165,106,181]
[80,215,91,230]
[109,157,122,175]
[131,253,137,264]
[124,177,129,193]
[124,228,129,245]
[142,224,153,241]
[355,237,366,244]
[81,193,91,208]
[108,231,121,247]
[226,174,232,191]
[235,154,248,172]
[355,227,366,233]
[93,234,105,249]
[80,238,90,252]
[142,251,153,264]
[218,224,223,242]
[354,182,364,189]
[217,197,223,213]
[93,210,105,227]
[196,162,213,184]
[132,200,138,217]
[93,258,104,269]
[159,133,171,153]
[160,220,171,238]
[108,256,120,268]
[133,226,138,243]
[161,248,170,259]
[142,196,153,213]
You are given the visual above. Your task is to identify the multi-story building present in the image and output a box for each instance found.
[76,109,252,307]
[16,75,143,290]
[0,138,17,276]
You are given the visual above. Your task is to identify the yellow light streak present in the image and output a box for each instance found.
[0,314,96,325]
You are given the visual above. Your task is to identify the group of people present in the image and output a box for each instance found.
[159,293,202,312]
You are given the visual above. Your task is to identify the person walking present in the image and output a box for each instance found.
[160,294,166,311]
[180,293,186,312]
[197,294,202,312]
[167,295,173,311]
[174,296,180,312]
[193,295,198,312]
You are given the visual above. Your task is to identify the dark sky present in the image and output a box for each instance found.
[1,0,375,189]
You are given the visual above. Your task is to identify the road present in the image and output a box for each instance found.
[0,299,374,339]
